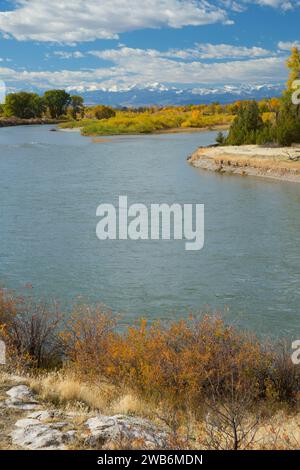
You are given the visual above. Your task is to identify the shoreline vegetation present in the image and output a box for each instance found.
[189,48,300,183]
[58,107,234,136]
[59,123,230,136]
[1,288,300,450]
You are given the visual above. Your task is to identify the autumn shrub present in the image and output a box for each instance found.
[93,105,116,120]
[65,313,275,415]
[9,300,63,369]
[203,370,261,450]
[62,304,117,381]
[265,341,300,404]
[0,287,18,328]
[0,288,63,369]
[1,288,299,417]
[0,287,20,366]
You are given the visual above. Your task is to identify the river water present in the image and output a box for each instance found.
[1,125,300,336]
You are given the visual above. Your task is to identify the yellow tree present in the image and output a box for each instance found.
[286,47,300,90]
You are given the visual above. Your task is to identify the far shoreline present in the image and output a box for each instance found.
[59,123,230,136]
[0,117,66,128]
[0,120,230,136]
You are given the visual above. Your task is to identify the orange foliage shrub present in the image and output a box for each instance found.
[65,312,273,411]
[62,305,117,380]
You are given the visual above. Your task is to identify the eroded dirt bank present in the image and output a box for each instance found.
[188,145,300,183]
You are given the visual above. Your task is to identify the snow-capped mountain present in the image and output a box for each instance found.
[77,82,284,107]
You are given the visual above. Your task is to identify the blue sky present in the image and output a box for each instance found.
[0,0,299,92]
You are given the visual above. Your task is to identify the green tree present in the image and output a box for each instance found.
[226,101,263,145]
[94,105,116,120]
[70,95,84,120]
[5,92,45,119]
[276,116,300,146]
[44,90,71,119]
[275,91,300,146]
[216,131,225,145]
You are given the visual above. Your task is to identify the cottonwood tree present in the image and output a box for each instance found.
[70,95,84,120]
[44,89,71,118]
[5,92,45,119]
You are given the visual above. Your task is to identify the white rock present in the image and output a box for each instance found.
[11,424,65,450]
[85,415,166,447]
[11,423,76,450]
[15,418,40,428]
[6,385,35,401]
[4,385,40,410]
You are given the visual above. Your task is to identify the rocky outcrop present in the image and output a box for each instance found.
[0,382,167,450]
[85,415,167,448]
[0,385,40,410]
[11,420,75,450]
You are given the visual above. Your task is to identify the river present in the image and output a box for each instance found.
[1,125,300,337]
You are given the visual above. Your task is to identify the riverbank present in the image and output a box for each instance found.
[188,145,300,183]
[0,117,65,128]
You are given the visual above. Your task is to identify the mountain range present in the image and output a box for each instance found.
[73,82,285,107]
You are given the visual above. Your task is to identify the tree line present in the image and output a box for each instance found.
[0,89,122,122]
[217,47,300,147]
[0,89,85,120]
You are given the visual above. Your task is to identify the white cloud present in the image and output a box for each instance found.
[0,45,287,92]
[0,0,298,44]
[163,43,271,59]
[88,43,271,63]
[250,1,295,10]
[87,47,286,86]
[223,0,298,10]
[0,0,229,43]
[53,51,84,59]
[278,40,300,50]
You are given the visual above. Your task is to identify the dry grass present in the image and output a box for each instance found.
[28,369,151,419]
[110,393,149,416]
[256,411,300,449]
[29,370,115,412]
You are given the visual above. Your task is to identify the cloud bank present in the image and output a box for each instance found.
[0,0,229,43]
[0,0,298,43]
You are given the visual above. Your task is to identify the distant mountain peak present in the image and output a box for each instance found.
[20,81,285,107]
[77,82,284,107]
